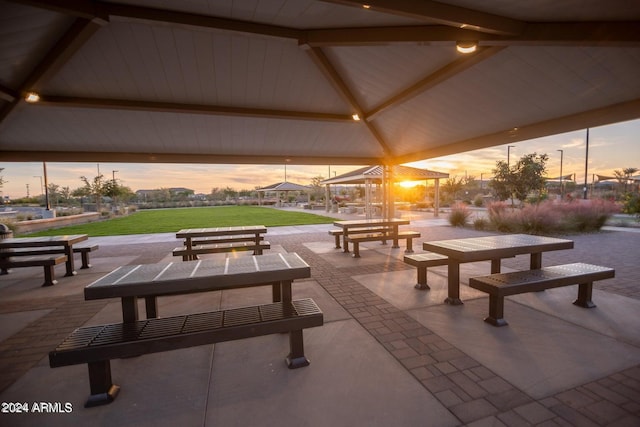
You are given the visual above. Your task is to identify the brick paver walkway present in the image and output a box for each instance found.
[1,228,638,426]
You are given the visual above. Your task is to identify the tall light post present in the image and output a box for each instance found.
[507,145,515,168]
[557,149,564,200]
[583,128,589,199]
[112,170,118,184]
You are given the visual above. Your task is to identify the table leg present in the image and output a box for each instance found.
[342,230,349,253]
[281,280,292,303]
[392,226,399,248]
[491,258,501,274]
[445,261,463,305]
[121,297,139,323]
[530,253,542,269]
[64,245,77,276]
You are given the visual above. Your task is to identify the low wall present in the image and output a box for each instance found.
[13,213,101,235]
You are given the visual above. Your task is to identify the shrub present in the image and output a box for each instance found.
[448,203,472,227]
[473,217,489,230]
[557,199,619,232]
[487,201,516,232]
[473,194,484,207]
[486,199,618,234]
[516,203,561,234]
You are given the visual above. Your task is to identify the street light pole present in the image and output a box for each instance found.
[112,170,118,184]
[583,128,590,199]
[557,149,563,201]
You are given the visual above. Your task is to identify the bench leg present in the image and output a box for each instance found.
[286,329,310,369]
[414,266,430,290]
[485,295,508,327]
[42,265,58,287]
[85,361,120,407]
[405,238,414,253]
[145,296,158,318]
[573,282,596,308]
[80,251,91,269]
[351,242,360,258]
[334,235,341,249]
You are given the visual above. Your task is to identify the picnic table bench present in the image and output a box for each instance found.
[403,252,516,290]
[469,262,615,326]
[423,234,574,305]
[49,298,323,407]
[328,226,390,249]
[172,241,271,260]
[50,253,322,406]
[2,242,99,269]
[347,230,421,258]
[0,234,89,282]
[0,254,67,286]
[175,226,268,260]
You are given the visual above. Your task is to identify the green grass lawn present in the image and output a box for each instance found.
[26,206,336,237]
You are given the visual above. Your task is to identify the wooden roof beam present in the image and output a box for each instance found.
[0,17,105,125]
[319,0,525,36]
[367,46,506,121]
[303,46,394,158]
[304,22,640,47]
[0,151,381,166]
[34,96,355,123]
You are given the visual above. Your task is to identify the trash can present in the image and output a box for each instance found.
[0,223,13,274]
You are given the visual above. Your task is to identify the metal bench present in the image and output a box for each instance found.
[49,298,323,407]
[346,231,421,258]
[2,242,99,269]
[172,241,271,260]
[0,254,67,286]
[469,263,615,326]
[403,252,449,289]
[328,227,390,249]
[188,235,265,246]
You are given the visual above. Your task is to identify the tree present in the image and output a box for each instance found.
[614,167,639,194]
[441,176,465,202]
[490,153,548,203]
[309,175,325,202]
[511,153,548,202]
[79,174,107,209]
[489,160,513,201]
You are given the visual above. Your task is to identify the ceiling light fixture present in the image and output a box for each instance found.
[352,114,360,121]
[24,92,40,103]
[456,41,477,54]
[362,4,371,9]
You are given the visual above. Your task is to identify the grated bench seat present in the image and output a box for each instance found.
[49,298,323,407]
[188,235,264,246]
[403,252,449,290]
[0,254,67,286]
[346,231,421,258]
[173,241,271,260]
[469,263,615,326]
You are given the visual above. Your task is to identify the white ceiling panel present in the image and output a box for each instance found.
[1,0,639,165]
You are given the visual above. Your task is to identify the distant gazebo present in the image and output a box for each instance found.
[321,165,449,218]
[256,181,311,206]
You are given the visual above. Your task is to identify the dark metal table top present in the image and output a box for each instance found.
[423,234,574,262]
[0,234,88,248]
[176,226,267,238]
[84,252,310,300]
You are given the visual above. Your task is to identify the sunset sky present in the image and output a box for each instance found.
[1,118,638,199]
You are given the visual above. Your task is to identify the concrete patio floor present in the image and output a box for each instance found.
[1,211,639,426]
